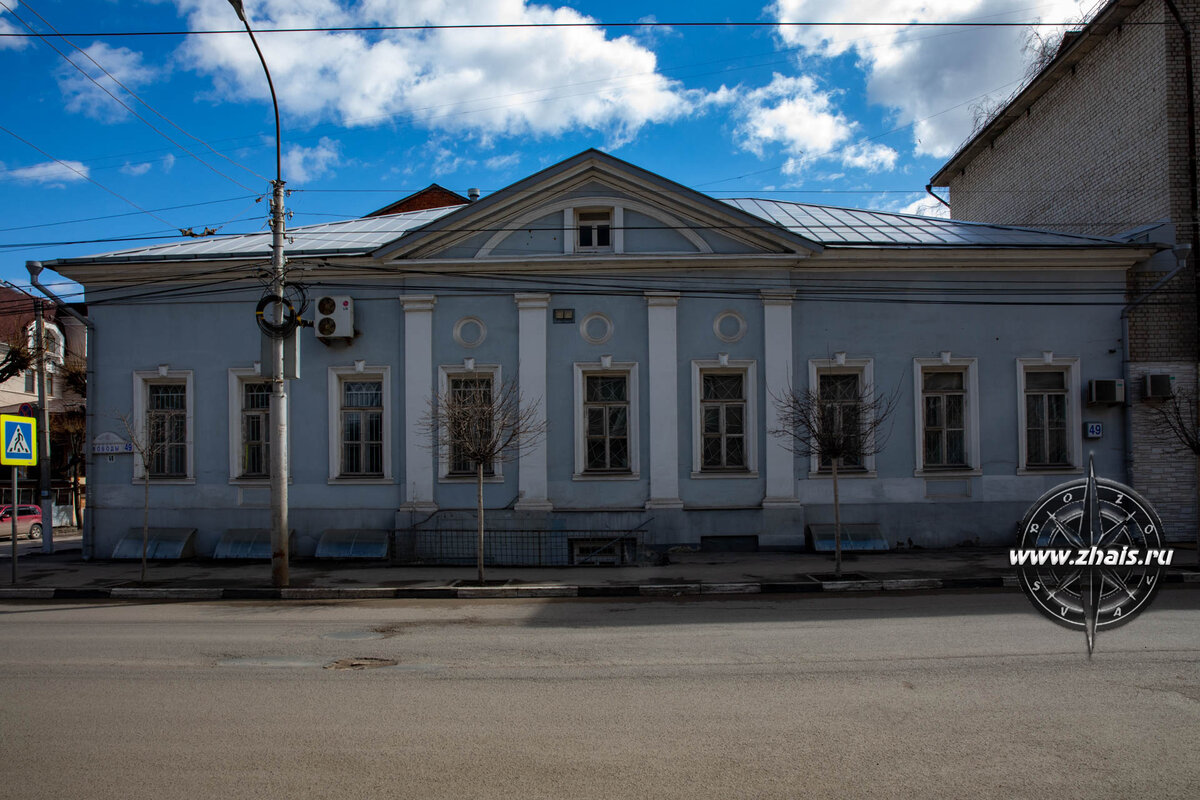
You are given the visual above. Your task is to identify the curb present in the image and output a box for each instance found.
[0,574,1192,600]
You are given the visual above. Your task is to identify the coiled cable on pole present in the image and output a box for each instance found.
[255,292,299,338]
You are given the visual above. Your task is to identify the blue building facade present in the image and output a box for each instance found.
[47,151,1160,559]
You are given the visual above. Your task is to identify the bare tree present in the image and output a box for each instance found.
[117,412,168,584]
[0,335,34,384]
[1140,386,1200,562]
[420,375,547,584]
[771,373,900,575]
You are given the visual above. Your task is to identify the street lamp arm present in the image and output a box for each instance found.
[231,9,282,185]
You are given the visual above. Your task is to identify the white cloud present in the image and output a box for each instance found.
[770,0,1094,157]
[282,137,341,183]
[161,153,176,173]
[484,153,521,170]
[841,141,898,172]
[120,161,153,176]
[174,0,707,146]
[732,74,898,177]
[886,192,953,218]
[2,160,90,186]
[55,42,160,123]
[0,4,30,50]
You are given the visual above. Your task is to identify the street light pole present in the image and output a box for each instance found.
[229,0,288,587]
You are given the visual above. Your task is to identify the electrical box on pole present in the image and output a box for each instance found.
[261,328,300,380]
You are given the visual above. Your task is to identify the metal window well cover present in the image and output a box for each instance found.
[314,529,390,559]
[112,528,197,559]
[213,529,297,560]
[807,524,888,552]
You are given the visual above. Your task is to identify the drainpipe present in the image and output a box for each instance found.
[924,184,951,212]
[1163,1,1199,270]
[26,261,95,560]
[1121,243,1192,484]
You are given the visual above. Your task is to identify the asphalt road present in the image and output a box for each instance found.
[1,590,1197,799]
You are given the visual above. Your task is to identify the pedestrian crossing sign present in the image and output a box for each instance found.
[1,415,36,466]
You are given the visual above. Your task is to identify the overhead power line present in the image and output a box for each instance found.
[0,20,1156,39]
[0,124,189,233]
[0,0,263,193]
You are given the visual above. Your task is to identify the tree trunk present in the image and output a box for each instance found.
[141,474,149,584]
[832,456,842,577]
[477,461,485,585]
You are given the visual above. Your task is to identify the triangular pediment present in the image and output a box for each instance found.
[372,150,823,263]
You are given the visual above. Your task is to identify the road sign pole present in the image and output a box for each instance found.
[10,467,16,584]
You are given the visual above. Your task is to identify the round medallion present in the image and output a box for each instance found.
[452,316,487,349]
[713,311,747,343]
[579,312,613,345]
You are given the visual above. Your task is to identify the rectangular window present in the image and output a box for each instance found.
[1025,370,1070,467]
[147,383,188,477]
[447,375,495,476]
[817,372,864,469]
[584,374,630,472]
[576,209,612,251]
[23,370,33,394]
[700,371,747,471]
[922,371,967,469]
[240,382,271,477]
[341,379,384,477]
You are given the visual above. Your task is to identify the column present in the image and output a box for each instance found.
[762,291,799,506]
[645,291,683,509]
[514,293,553,511]
[401,295,436,512]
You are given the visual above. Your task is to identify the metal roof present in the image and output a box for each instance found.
[54,192,1128,266]
[50,205,462,265]
[723,198,1127,248]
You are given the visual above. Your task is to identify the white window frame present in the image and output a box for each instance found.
[327,365,393,483]
[1016,356,1082,474]
[807,357,877,477]
[913,357,982,477]
[573,206,615,253]
[132,369,194,484]
[691,359,758,479]
[437,364,504,483]
[573,362,640,480]
[227,367,292,484]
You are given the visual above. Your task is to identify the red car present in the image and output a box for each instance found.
[0,505,42,540]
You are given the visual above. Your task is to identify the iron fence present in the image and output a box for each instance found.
[397,528,645,567]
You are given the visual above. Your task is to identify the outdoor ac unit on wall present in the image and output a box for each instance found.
[1087,379,1125,406]
[315,295,354,340]
[1143,373,1175,400]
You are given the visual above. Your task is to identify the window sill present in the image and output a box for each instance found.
[132,478,195,486]
[439,475,505,484]
[690,470,759,480]
[915,468,982,478]
[807,471,877,480]
[573,472,641,482]
[327,476,394,485]
[1017,467,1082,476]
[229,477,294,486]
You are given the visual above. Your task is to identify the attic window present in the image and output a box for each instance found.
[576,209,612,252]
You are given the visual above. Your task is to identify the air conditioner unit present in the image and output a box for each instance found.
[1144,373,1175,400]
[314,295,353,339]
[1087,379,1125,406]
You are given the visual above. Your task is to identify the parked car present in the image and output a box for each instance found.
[0,505,42,540]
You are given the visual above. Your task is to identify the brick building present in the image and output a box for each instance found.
[931,0,1199,539]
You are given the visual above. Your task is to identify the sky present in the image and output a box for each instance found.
[0,0,1101,299]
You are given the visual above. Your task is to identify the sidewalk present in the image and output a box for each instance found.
[2,542,1198,600]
